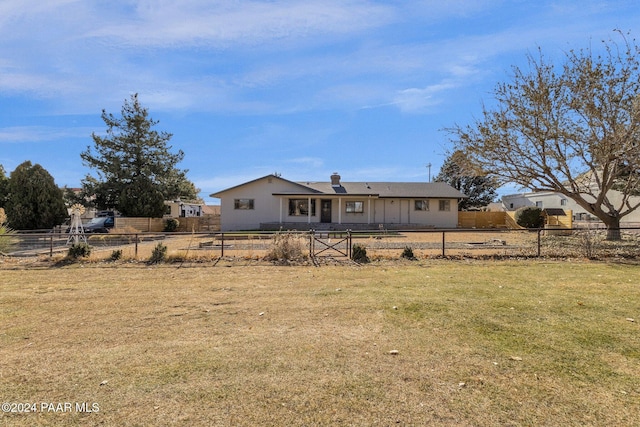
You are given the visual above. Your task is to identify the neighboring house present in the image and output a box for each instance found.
[164,200,204,218]
[210,173,467,231]
[502,190,640,223]
[502,191,575,213]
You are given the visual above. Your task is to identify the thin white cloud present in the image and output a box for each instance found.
[0,1,398,112]
[392,82,457,113]
[0,0,80,29]
[84,1,396,48]
[0,126,93,143]
[0,0,636,118]
[401,0,505,20]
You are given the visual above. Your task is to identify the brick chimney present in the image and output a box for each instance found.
[330,172,341,187]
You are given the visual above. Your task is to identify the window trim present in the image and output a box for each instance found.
[288,198,316,216]
[234,199,255,210]
[345,201,364,213]
[438,199,451,212]
[414,199,429,211]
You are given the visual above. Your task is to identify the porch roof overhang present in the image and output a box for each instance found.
[272,192,380,198]
[271,193,463,199]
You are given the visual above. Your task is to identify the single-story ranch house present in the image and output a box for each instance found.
[210,173,467,231]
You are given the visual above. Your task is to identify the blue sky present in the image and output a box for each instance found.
[1,1,639,204]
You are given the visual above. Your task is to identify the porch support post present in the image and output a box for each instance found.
[338,197,342,224]
[367,198,371,224]
[279,197,283,224]
[308,197,312,224]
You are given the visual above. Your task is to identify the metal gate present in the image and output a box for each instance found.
[309,230,352,259]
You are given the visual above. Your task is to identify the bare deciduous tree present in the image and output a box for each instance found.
[448,32,640,239]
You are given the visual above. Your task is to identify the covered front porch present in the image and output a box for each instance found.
[273,194,380,227]
[274,194,443,227]
[259,221,437,231]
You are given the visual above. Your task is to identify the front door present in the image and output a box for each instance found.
[321,199,332,223]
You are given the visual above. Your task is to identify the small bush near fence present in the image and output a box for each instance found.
[110,249,123,261]
[515,206,544,228]
[164,218,179,232]
[401,246,416,260]
[68,242,92,259]
[265,232,307,263]
[148,243,168,264]
[577,229,602,259]
[352,244,369,263]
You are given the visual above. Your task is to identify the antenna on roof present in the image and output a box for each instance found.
[426,163,432,182]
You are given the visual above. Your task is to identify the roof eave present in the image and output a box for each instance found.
[210,174,318,198]
[272,192,379,197]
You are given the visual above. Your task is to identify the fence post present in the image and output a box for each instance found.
[50,234,53,258]
[135,234,138,258]
[309,230,314,258]
[348,230,352,258]
[537,229,542,257]
[442,231,446,257]
[221,233,224,257]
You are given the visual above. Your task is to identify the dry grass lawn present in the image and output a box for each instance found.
[1,260,639,426]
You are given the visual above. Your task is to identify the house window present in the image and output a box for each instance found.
[535,201,543,208]
[234,199,254,210]
[439,200,451,212]
[289,199,315,216]
[414,200,429,211]
[345,201,364,213]
[560,199,567,206]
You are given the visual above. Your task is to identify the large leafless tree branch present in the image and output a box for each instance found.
[448,32,640,239]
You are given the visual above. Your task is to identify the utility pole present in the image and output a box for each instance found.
[426,163,432,182]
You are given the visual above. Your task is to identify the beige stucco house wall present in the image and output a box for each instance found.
[211,173,466,231]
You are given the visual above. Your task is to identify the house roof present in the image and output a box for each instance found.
[210,174,319,198]
[211,174,467,199]
[286,181,466,199]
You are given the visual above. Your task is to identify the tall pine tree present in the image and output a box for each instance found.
[434,151,498,211]
[5,161,67,230]
[81,94,199,217]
